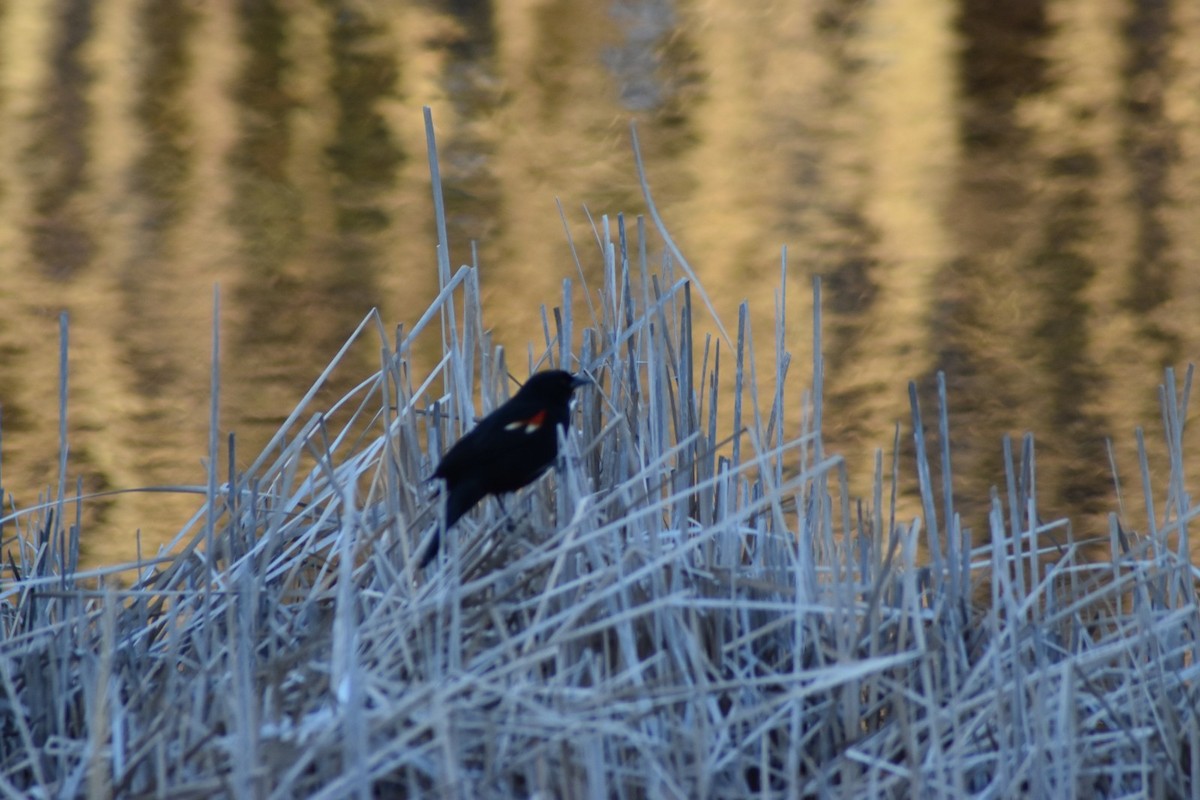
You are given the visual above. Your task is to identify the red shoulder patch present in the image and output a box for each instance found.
[504,408,547,434]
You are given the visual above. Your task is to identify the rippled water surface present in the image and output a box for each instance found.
[1,0,1197,565]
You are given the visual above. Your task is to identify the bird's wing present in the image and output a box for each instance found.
[431,409,514,482]
[431,421,487,482]
[432,399,554,482]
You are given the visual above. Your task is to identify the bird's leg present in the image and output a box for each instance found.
[495,495,517,533]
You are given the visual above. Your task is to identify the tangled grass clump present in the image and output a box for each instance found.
[2,127,1199,799]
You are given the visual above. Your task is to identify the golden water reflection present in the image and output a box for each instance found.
[0,0,1196,566]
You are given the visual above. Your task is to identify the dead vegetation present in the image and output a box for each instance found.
[2,122,1199,799]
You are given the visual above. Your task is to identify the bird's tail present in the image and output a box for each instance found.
[417,529,441,569]
[417,481,486,568]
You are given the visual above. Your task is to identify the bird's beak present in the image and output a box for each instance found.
[571,375,593,389]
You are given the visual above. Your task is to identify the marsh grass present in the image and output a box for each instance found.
[2,119,1200,798]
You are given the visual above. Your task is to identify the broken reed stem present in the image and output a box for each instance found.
[0,125,1196,796]
[1,244,1195,797]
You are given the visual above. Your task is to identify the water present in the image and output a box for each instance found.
[0,0,1196,565]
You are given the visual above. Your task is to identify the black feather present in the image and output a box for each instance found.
[419,370,590,567]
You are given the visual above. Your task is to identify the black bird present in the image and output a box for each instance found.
[420,369,591,567]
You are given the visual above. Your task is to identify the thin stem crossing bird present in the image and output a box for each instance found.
[419,370,591,567]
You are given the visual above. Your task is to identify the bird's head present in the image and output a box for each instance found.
[516,369,592,403]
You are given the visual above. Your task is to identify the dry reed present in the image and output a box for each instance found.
[2,118,1199,799]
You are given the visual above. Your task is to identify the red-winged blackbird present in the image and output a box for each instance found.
[419,369,591,567]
